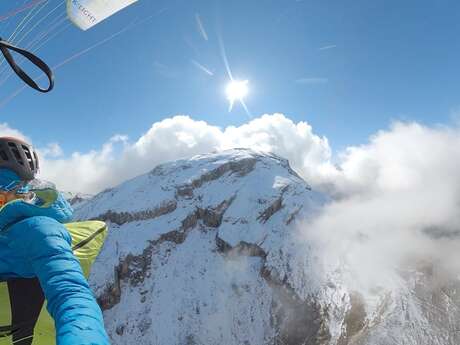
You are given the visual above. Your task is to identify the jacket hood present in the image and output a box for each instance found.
[0,189,73,231]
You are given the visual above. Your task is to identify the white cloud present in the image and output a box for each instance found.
[301,122,460,292]
[0,123,29,142]
[4,115,460,292]
[221,114,335,185]
[38,142,64,158]
[35,114,333,194]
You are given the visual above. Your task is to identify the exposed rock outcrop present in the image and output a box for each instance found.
[76,149,460,345]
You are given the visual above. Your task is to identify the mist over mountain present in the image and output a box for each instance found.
[74,149,460,345]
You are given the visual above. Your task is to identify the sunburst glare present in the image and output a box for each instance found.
[226,80,249,112]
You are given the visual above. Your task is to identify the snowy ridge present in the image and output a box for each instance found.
[76,149,460,345]
[62,191,93,209]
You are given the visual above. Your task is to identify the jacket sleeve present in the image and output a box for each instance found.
[7,216,110,345]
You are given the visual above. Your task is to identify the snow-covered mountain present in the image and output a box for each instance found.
[62,191,93,208]
[75,149,460,345]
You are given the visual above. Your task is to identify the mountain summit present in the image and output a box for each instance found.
[75,149,460,345]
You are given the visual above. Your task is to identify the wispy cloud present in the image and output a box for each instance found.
[40,143,63,158]
[319,44,337,51]
[195,13,209,41]
[295,77,328,84]
[191,59,214,76]
[153,61,177,79]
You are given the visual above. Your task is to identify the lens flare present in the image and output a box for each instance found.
[226,80,249,112]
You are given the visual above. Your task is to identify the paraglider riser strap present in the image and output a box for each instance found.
[0,37,54,93]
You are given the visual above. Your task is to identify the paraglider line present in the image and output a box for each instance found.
[0,21,71,88]
[52,6,172,69]
[0,8,169,109]
[9,0,49,44]
[31,19,70,53]
[0,12,68,85]
[0,0,45,68]
[0,84,27,109]
[26,13,67,50]
[15,1,64,47]
[52,23,134,70]
[0,0,47,23]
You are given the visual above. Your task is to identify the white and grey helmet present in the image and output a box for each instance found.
[0,137,39,181]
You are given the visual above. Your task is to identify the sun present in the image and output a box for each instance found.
[226,80,249,102]
[226,80,249,111]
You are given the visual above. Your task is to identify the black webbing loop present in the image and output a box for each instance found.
[0,321,33,338]
[0,325,16,337]
[0,37,54,93]
[1,278,45,344]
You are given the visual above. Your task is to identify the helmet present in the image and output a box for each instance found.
[0,137,39,181]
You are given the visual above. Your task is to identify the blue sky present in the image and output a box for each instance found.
[0,0,459,155]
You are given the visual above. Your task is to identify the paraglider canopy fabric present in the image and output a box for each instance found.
[66,0,138,31]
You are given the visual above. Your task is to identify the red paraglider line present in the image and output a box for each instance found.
[0,0,48,23]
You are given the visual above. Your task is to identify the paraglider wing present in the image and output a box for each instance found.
[66,0,137,31]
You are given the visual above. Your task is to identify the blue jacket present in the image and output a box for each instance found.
[0,190,109,345]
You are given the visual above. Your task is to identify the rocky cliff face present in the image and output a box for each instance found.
[75,149,460,345]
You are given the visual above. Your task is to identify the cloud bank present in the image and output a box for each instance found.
[300,122,460,292]
[31,114,335,194]
[3,114,460,292]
